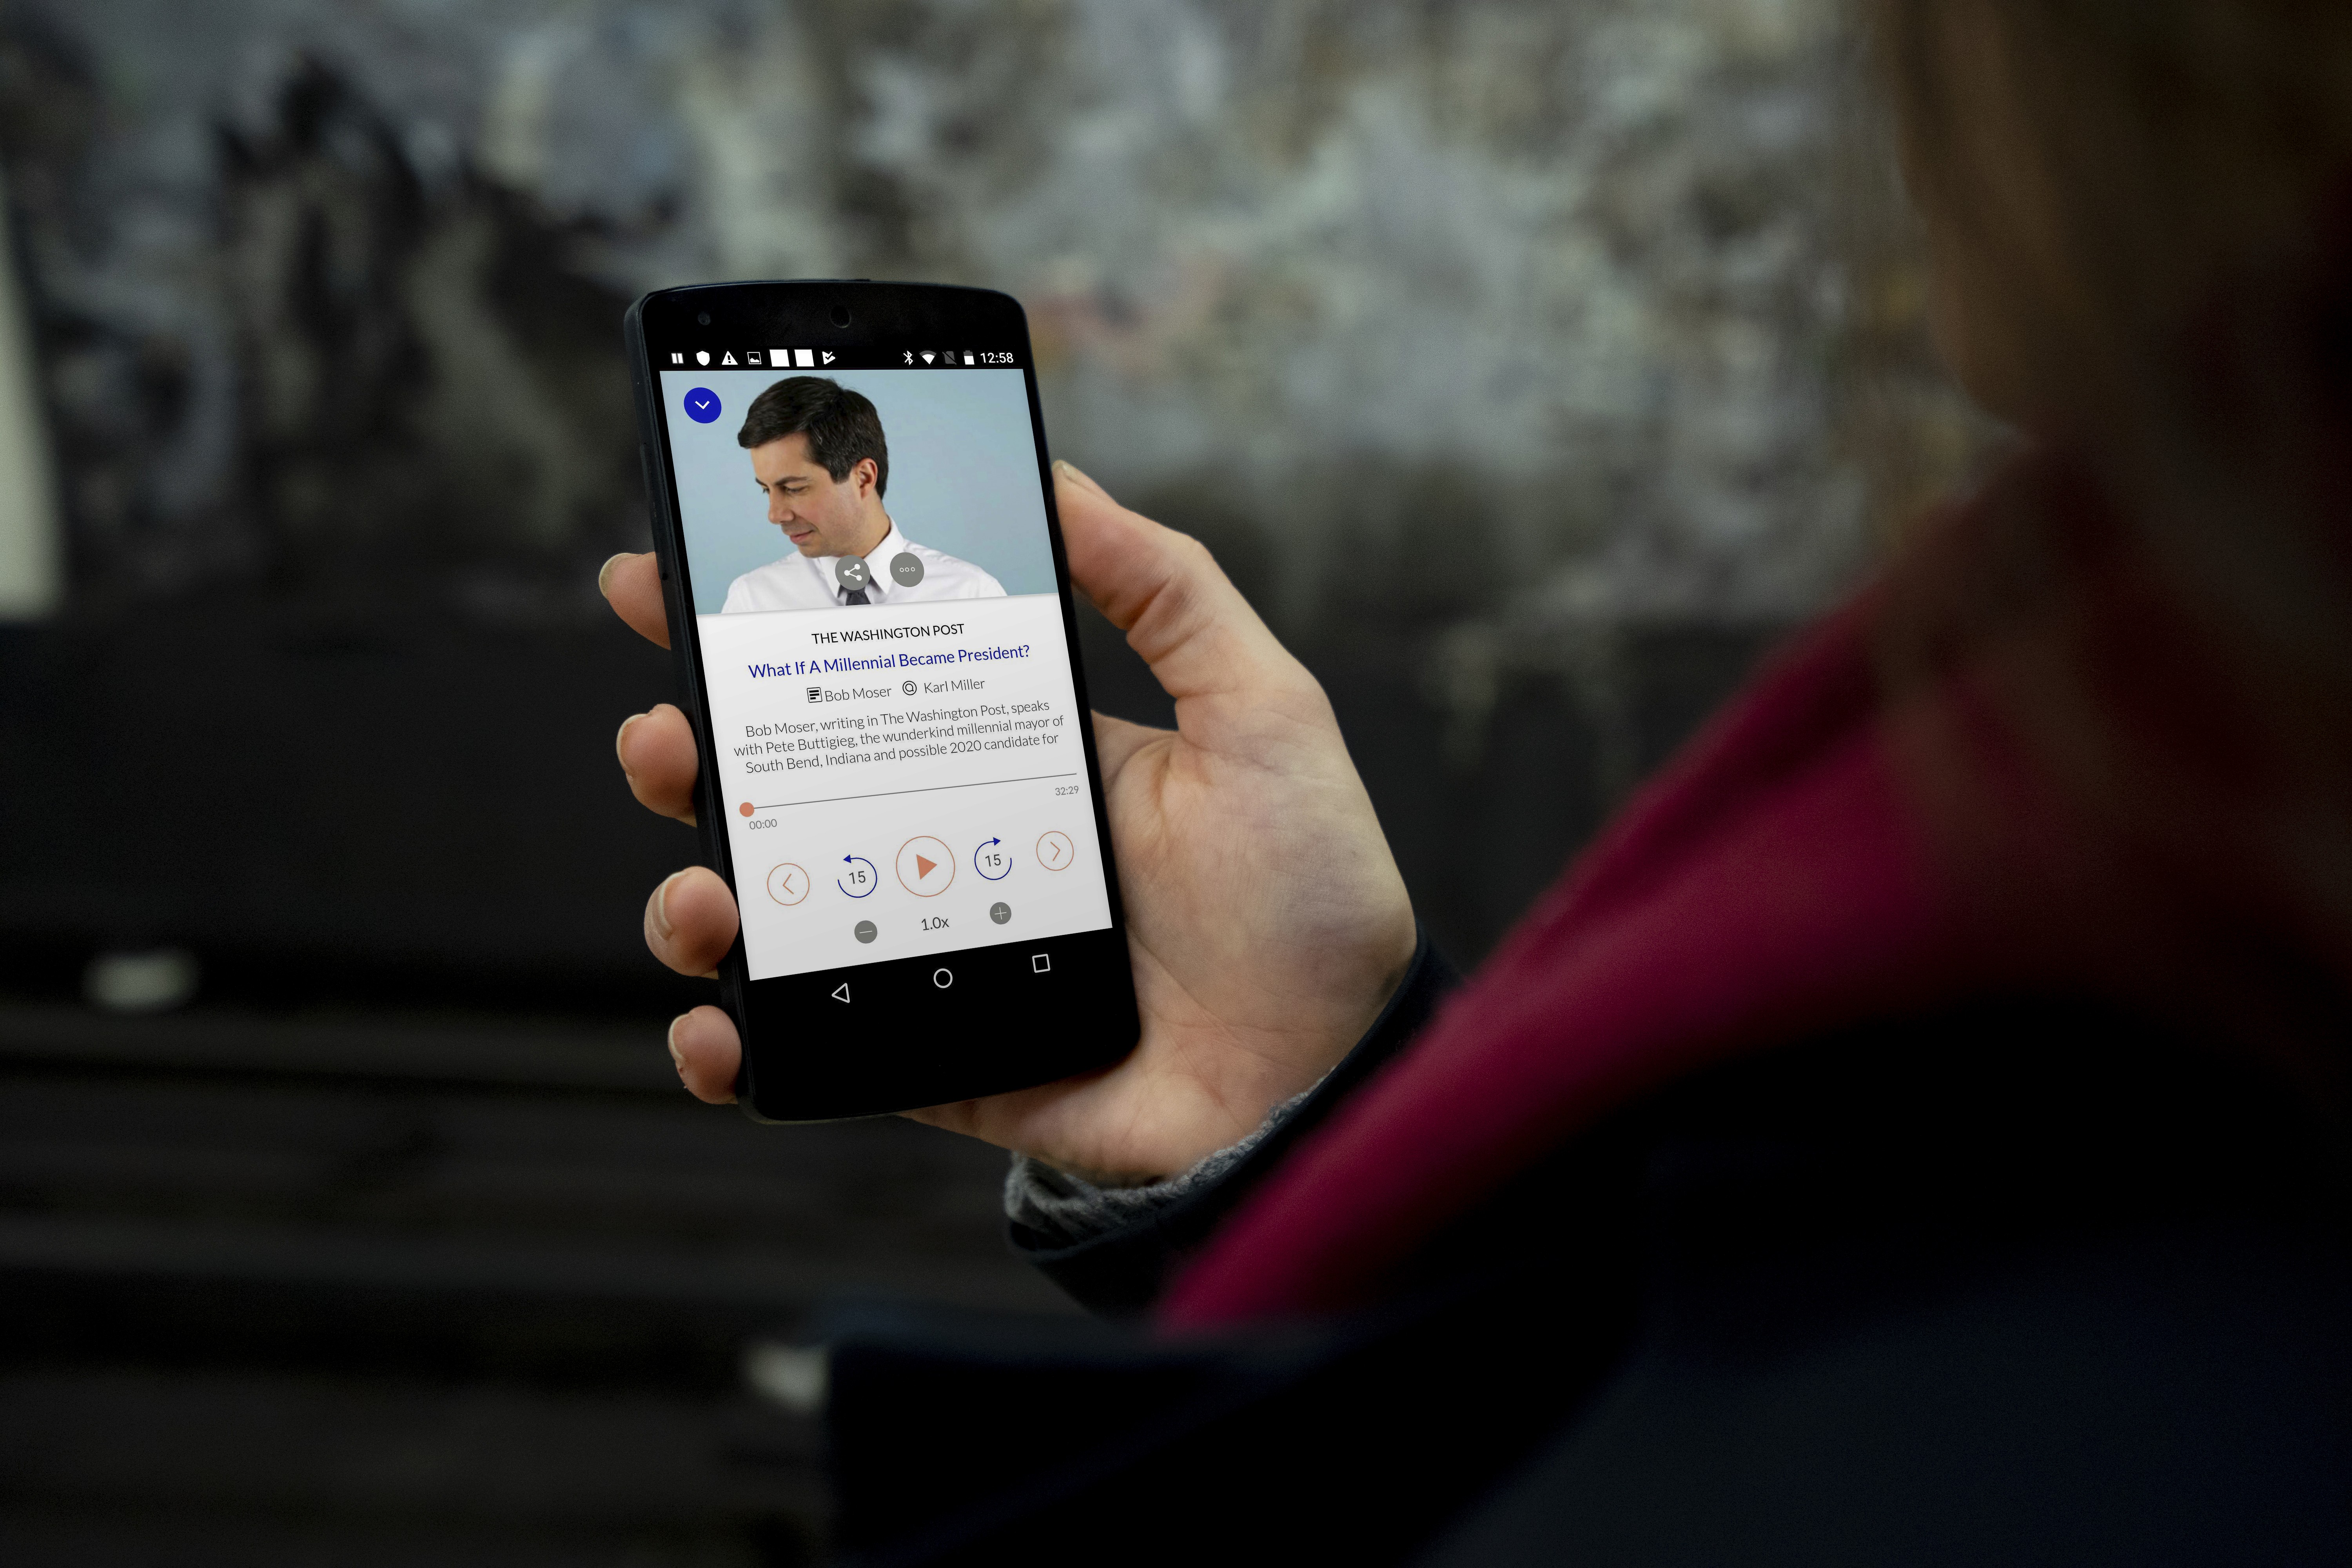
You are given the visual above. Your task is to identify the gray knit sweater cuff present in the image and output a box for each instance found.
[1003,1085,1320,1250]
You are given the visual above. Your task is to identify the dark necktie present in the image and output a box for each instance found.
[844,586,870,605]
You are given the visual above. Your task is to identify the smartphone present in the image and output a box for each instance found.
[624,281,1138,1120]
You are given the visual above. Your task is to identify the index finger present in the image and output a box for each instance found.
[599,552,670,650]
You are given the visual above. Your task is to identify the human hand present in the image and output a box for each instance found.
[604,461,1416,1181]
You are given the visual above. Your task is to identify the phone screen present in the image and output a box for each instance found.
[646,343,1114,985]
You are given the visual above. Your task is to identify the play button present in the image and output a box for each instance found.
[895,835,955,897]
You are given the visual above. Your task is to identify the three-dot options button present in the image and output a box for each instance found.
[896,835,955,896]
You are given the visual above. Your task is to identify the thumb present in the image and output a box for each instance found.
[1051,460,1301,706]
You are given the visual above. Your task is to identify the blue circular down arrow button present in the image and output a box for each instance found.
[973,837,1012,881]
[838,855,877,897]
[683,387,722,424]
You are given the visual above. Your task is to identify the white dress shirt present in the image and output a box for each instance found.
[720,518,1008,613]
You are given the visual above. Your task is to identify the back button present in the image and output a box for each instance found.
[830,982,851,1004]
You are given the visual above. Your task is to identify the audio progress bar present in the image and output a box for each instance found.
[745,771,1080,814]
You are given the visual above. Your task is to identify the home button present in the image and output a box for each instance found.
[931,967,954,989]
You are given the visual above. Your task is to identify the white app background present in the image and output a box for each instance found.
[697,595,1111,980]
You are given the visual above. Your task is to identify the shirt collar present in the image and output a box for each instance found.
[866,517,906,566]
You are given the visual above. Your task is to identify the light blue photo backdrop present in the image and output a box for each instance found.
[658,368,1055,614]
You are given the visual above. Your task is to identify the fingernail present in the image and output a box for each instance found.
[666,1015,689,1078]
[615,712,643,773]
[597,552,633,599]
[648,870,683,941]
[1053,459,1105,496]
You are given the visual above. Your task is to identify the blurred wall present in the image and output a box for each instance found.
[0,167,59,618]
[0,5,2009,1557]
[0,0,1995,980]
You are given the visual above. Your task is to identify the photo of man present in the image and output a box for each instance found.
[720,377,1007,612]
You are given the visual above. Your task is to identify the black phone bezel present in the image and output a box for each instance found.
[624,280,1138,1121]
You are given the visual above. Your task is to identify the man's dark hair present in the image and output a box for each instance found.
[737,377,889,497]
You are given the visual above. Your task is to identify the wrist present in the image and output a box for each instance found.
[1007,926,1463,1314]
[1029,916,1420,1183]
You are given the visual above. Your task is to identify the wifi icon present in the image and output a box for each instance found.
[920,351,936,364]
